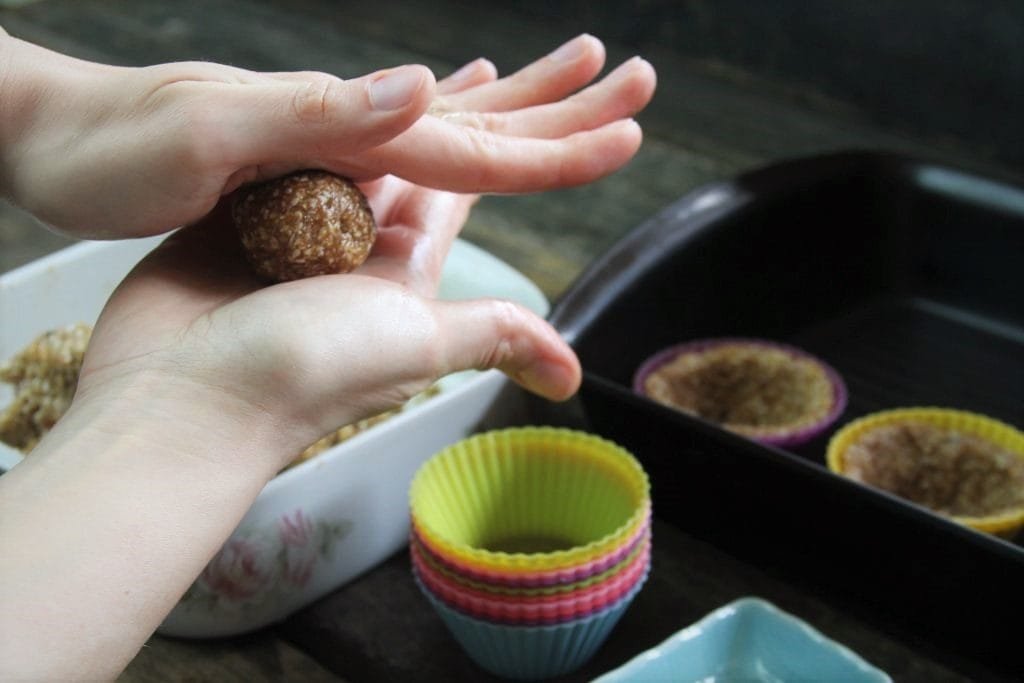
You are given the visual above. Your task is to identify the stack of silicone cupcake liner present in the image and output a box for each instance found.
[408,427,652,680]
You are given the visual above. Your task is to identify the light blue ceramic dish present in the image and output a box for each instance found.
[593,597,891,683]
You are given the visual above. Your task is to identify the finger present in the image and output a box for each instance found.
[436,58,497,95]
[192,65,437,167]
[442,57,656,139]
[359,185,477,294]
[349,117,643,193]
[440,34,605,112]
[431,298,582,401]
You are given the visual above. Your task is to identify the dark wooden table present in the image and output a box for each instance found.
[2,2,1018,681]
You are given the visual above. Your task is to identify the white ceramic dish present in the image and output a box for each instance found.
[593,597,891,682]
[0,236,548,637]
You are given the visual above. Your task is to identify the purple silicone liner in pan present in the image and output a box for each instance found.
[632,337,848,448]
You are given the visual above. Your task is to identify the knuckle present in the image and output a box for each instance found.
[461,130,505,187]
[172,99,230,168]
[142,79,232,168]
[290,72,341,125]
[407,299,447,377]
[479,300,526,369]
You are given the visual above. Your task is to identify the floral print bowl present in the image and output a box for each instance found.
[0,236,550,638]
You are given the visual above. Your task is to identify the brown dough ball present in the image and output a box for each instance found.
[232,170,377,282]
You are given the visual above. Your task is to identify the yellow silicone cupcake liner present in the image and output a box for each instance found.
[409,427,651,572]
[827,408,1024,535]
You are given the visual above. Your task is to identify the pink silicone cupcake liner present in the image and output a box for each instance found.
[632,337,848,448]
[413,536,650,613]
[410,510,651,588]
[413,541,651,625]
[414,553,650,626]
[413,528,651,597]
[410,513,650,587]
[415,559,652,628]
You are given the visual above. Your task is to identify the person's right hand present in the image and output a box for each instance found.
[0,32,655,239]
[76,185,580,477]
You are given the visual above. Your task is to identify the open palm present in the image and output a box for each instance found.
[77,176,578,467]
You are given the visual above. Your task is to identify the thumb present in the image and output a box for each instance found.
[432,299,582,402]
[221,65,436,165]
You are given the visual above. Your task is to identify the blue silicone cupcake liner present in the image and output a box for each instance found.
[415,572,648,680]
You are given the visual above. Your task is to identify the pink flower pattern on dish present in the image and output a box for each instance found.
[279,509,317,586]
[199,536,276,601]
[187,509,349,608]
[280,508,315,547]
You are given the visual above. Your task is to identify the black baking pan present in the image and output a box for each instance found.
[549,151,1024,679]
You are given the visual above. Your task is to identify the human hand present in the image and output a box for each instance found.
[76,176,580,473]
[0,32,655,239]
[0,174,582,678]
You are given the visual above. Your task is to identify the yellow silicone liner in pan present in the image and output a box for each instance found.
[826,407,1024,535]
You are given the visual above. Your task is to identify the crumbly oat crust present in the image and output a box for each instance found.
[288,411,400,470]
[0,323,91,452]
[644,343,834,439]
[0,320,440,471]
[285,385,441,471]
[843,422,1024,517]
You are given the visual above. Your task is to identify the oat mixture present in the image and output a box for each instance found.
[0,323,92,452]
[644,344,834,439]
[842,422,1024,517]
[288,411,399,470]
[2,324,438,468]
[285,383,440,470]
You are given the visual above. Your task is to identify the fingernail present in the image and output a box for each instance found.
[517,359,579,402]
[369,66,423,110]
[550,35,588,62]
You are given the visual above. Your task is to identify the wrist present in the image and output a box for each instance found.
[0,31,49,200]
[70,365,304,477]
[0,28,16,197]
[0,32,120,209]
[0,367,300,679]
